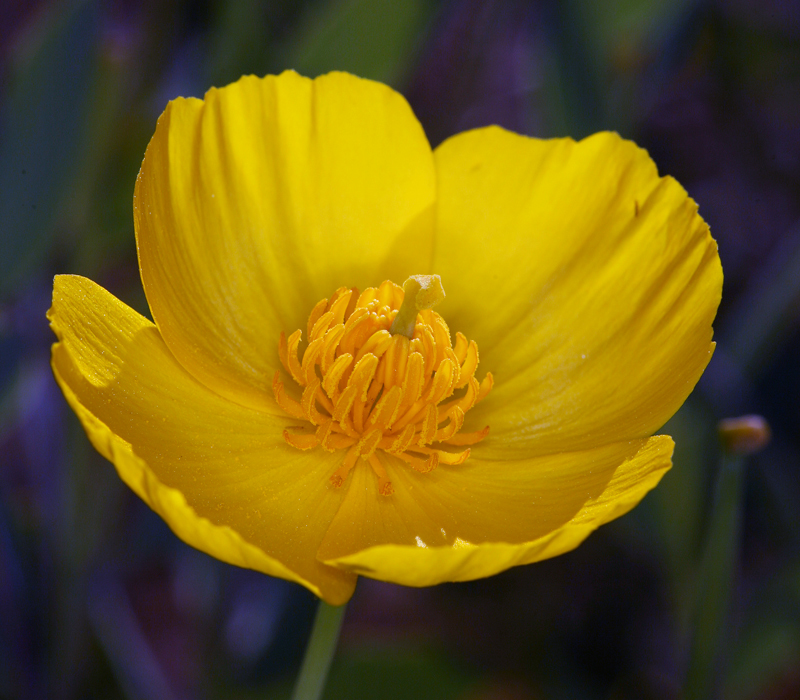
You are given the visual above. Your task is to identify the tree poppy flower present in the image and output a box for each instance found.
[48,71,722,605]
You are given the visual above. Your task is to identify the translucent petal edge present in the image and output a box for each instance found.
[50,338,354,605]
[322,435,673,586]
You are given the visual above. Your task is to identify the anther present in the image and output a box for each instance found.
[275,276,491,496]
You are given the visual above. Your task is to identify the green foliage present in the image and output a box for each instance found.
[284,0,435,86]
[325,647,474,700]
[0,1,99,296]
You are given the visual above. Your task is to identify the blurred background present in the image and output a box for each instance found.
[1,0,799,698]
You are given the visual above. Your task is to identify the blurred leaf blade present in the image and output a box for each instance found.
[0,0,99,296]
[325,647,475,700]
[206,1,272,87]
[284,0,435,87]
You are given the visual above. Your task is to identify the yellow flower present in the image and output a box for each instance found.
[48,71,722,605]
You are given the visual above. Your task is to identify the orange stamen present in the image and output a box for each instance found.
[276,277,492,495]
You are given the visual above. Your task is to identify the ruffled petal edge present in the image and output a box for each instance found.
[322,435,672,587]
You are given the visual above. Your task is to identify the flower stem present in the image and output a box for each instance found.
[291,601,347,700]
[683,451,746,700]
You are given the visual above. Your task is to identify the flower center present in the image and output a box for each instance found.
[273,276,493,496]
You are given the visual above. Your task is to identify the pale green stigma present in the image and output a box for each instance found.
[389,275,446,338]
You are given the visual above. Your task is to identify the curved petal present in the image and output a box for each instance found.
[135,71,436,413]
[49,275,355,605]
[320,436,672,586]
[432,128,721,457]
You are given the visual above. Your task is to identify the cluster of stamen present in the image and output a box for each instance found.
[273,278,493,495]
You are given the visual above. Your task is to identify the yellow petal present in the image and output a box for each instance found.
[320,436,672,586]
[432,128,721,457]
[49,275,355,605]
[135,71,436,413]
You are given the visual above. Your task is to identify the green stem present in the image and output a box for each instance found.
[291,601,347,700]
[683,452,746,700]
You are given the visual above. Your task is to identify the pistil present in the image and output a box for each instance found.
[389,274,446,337]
